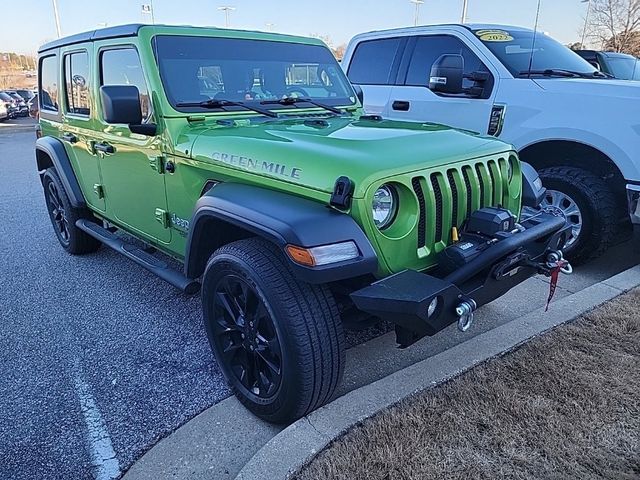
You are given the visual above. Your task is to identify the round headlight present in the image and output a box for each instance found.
[372,184,397,230]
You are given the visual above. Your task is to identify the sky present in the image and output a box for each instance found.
[1,0,590,55]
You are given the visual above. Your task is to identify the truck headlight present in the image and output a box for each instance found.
[372,184,397,230]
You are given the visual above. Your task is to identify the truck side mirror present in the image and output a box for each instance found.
[352,84,364,104]
[100,85,157,135]
[429,54,464,95]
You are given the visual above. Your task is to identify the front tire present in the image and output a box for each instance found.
[202,238,345,424]
[539,166,617,264]
[43,168,101,255]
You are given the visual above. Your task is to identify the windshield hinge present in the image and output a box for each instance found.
[150,155,166,174]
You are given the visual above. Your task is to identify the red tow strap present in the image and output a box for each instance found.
[545,261,568,312]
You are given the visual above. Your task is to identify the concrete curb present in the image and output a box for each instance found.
[235,264,640,480]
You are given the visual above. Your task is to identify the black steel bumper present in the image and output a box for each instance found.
[350,212,569,346]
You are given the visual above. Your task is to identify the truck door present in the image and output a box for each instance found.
[59,44,106,213]
[386,34,499,135]
[93,44,171,244]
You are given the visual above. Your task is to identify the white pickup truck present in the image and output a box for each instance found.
[343,24,640,262]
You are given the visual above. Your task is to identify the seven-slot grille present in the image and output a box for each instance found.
[411,158,509,249]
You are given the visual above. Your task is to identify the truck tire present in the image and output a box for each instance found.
[42,168,101,255]
[202,238,345,424]
[539,166,616,264]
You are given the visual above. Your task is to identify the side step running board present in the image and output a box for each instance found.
[76,219,201,295]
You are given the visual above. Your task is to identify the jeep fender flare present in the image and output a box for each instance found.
[35,136,86,208]
[185,183,378,284]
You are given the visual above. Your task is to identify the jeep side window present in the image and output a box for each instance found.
[347,38,403,85]
[39,55,59,112]
[405,35,491,92]
[64,51,91,116]
[100,48,151,120]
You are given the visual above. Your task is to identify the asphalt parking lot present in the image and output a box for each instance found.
[1,123,637,480]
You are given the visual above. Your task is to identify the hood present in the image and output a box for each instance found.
[187,116,512,198]
[533,78,640,98]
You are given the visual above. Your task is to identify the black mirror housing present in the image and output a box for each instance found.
[352,84,364,105]
[100,85,143,125]
[429,54,464,95]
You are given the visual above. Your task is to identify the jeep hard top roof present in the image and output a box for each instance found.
[38,23,323,54]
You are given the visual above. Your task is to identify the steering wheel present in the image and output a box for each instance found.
[286,87,309,98]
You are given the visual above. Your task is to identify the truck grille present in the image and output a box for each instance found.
[411,157,510,248]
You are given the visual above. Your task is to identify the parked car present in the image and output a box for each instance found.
[343,24,640,263]
[13,88,36,102]
[36,24,570,423]
[4,90,29,116]
[28,93,39,118]
[575,50,640,80]
[0,91,18,118]
[0,101,8,122]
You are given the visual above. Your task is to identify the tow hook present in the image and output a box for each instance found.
[456,299,477,332]
[546,251,572,275]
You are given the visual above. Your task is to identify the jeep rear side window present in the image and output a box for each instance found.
[39,55,59,112]
[347,38,402,85]
[405,35,489,90]
[64,51,91,116]
[100,48,151,119]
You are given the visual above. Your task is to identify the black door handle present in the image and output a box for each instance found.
[62,133,78,143]
[94,142,115,154]
[392,100,410,111]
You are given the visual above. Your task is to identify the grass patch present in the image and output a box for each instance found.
[295,289,640,480]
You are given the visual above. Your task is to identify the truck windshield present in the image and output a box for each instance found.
[153,35,356,113]
[606,56,640,80]
[474,29,598,78]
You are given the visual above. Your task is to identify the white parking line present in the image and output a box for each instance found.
[74,364,121,480]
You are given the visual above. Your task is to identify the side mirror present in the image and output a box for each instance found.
[429,54,464,95]
[100,85,156,135]
[100,85,142,124]
[352,84,364,104]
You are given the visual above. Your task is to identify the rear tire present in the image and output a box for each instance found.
[202,238,345,424]
[539,166,616,264]
[43,168,101,255]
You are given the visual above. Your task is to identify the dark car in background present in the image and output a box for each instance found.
[0,92,18,118]
[13,89,36,103]
[576,50,640,80]
[3,91,29,116]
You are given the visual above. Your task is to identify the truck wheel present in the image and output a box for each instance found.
[539,166,616,264]
[42,168,101,255]
[202,238,345,424]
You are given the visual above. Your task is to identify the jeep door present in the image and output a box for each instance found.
[384,34,499,135]
[58,43,106,213]
[93,44,171,244]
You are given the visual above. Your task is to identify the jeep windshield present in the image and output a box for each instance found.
[154,35,357,115]
[474,29,601,78]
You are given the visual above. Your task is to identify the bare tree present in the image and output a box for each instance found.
[585,0,640,54]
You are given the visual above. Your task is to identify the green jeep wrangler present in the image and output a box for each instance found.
[36,24,570,423]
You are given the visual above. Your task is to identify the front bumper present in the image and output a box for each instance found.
[627,184,640,244]
[351,212,569,347]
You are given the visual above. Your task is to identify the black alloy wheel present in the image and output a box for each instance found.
[46,179,71,246]
[211,275,283,399]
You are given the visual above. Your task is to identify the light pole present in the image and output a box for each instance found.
[461,0,469,23]
[218,6,236,28]
[580,0,591,47]
[409,0,424,26]
[265,22,275,32]
[51,0,62,38]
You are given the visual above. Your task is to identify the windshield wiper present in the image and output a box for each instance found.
[260,97,347,115]
[517,69,590,78]
[175,99,278,118]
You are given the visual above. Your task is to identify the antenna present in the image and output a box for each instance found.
[526,0,542,78]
